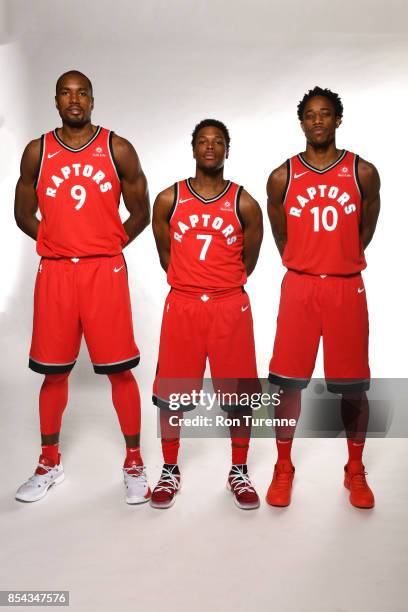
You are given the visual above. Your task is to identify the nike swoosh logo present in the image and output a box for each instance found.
[357,288,365,293]
[294,171,309,179]
[241,305,249,312]
[179,198,193,204]
[114,266,124,273]
[47,151,61,158]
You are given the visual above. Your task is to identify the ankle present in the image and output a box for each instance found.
[346,459,364,474]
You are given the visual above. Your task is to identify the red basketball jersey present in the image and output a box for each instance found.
[36,126,127,258]
[167,179,246,291]
[282,150,366,275]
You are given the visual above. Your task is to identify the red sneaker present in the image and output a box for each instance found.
[227,465,260,510]
[266,461,295,507]
[344,464,375,509]
[150,466,181,509]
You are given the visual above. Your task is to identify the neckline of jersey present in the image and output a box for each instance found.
[186,178,231,203]
[297,149,347,174]
[52,126,102,152]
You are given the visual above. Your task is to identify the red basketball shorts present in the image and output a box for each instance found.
[153,288,259,411]
[29,254,140,375]
[269,270,370,393]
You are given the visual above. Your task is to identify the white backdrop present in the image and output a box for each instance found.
[1,0,407,384]
[1,3,408,611]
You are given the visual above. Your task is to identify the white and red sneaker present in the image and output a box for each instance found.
[15,454,65,502]
[150,465,181,509]
[227,464,260,510]
[123,460,151,504]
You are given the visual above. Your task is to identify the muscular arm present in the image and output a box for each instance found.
[14,139,42,240]
[358,158,381,249]
[152,186,175,272]
[111,134,150,246]
[239,189,263,276]
[266,161,288,257]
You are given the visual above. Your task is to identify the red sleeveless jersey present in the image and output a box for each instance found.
[167,179,247,291]
[282,150,366,275]
[36,126,127,258]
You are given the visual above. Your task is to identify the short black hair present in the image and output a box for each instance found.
[191,119,230,150]
[56,70,93,96]
[297,86,343,120]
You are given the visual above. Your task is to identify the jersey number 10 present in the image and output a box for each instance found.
[310,206,338,232]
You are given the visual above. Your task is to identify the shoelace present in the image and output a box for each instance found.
[229,466,255,494]
[272,466,293,489]
[124,465,146,479]
[30,463,56,484]
[349,470,369,489]
[154,468,180,494]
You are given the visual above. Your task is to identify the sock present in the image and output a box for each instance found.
[160,409,181,464]
[108,371,141,434]
[346,439,365,467]
[125,447,143,467]
[161,439,180,464]
[229,409,251,465]
[231,438,250,465]
[276,439,293,464]
[41,444,59,465]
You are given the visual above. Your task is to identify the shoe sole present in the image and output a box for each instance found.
[15,472,65,503]
[226,481,260,510]
[265,498,290,507]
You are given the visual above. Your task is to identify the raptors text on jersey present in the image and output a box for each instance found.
[35,126,128,258]
[282,150,366,275]
[167,179,246,291]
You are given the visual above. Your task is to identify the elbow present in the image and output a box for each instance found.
[14,209,24,229]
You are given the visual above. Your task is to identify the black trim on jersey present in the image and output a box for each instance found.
[297,149,347,174]
[235,186,244,229]
[93,355,140,375]
[186,178,232,203]
[268,372,310,389]
[167,183,179,222]
[152,394,196,412]
[282,159,291,203]
[108,131,122,180]
[354,155,364,200]
[34,135,45,190]
[29,358,76,375]
[53,125,102,152]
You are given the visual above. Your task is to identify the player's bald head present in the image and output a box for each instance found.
[56,70,93,96]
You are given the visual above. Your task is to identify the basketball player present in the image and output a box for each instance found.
[14,70,151,504]
[151,119,263,509]
[267,87,380,509]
